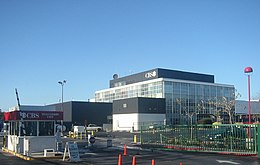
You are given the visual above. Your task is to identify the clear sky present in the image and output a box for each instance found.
[0,0,259,111]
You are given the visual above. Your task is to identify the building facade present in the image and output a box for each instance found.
[235,100,260,123]
[113,97,166,131]
[95,68,235,125]
[50,101,112,130]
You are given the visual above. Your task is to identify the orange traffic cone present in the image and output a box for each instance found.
[132,156,136,165]
[123,144,127,156]
[118,154,122,165]
[151,159,155,165]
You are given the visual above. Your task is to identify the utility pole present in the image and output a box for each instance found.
[58,80,66,135]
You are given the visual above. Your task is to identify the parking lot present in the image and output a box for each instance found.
[1,132,260,165]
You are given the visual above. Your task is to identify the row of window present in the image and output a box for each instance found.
[95,81,163,102]
[9,121,55,136]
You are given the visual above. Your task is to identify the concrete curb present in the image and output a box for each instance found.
[1,147,66,161]
[2,147,34,161]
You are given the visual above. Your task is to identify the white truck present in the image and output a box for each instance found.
[86,124,102,132]
[73,126,85,134]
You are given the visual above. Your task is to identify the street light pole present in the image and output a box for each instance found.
[58,80,66,134]
[58,80,66,110]
[244,67,253,124]
[247,74,251,124]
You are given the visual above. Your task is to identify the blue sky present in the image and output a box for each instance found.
[0,0,259,111]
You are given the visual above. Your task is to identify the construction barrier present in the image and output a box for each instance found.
[123,144,127,156]
[118,154,122,165]
[116,145,187,165]
[132,156,136,165]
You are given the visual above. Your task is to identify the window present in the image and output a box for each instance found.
[10,121,19,135]
[22,121,37,136]
[39,121,54,136]
[123,103,127,108]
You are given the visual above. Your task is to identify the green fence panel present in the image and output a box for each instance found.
[257,124,260,158]
[141,124,258,155]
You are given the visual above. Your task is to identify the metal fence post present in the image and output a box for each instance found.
[257,124,260,158]
[140,126,143,145]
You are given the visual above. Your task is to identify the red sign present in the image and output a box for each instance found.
[3,111,63,121]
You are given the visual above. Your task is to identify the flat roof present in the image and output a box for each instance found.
[110,68,214,88]
[96,77,234,94]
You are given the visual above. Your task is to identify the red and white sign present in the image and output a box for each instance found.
[3,111,63,121]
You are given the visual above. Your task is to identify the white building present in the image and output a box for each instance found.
[95,68,235,130]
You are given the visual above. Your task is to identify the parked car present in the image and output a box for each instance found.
[206,127,247,141]
[204,126,249,149]
[148,123,162,130]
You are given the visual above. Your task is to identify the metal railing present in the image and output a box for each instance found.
[140,124,259,155]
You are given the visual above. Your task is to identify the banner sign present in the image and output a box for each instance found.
[3,111,63,121]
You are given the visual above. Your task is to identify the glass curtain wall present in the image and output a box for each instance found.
[95,80,163,102]
[164,81,235,125]
[95,78,235,125]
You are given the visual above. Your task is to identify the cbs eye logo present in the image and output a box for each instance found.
[145,71,157,78]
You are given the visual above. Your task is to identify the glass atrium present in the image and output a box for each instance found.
[95,78,235,125]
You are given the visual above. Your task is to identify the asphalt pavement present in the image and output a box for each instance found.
[1,132,260,165]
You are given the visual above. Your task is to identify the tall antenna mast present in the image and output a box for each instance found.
[15,88,21,107]
[15,88,26,135]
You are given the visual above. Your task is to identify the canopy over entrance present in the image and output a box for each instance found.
[4,111,63,121]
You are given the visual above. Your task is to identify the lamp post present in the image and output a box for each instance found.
[58,80,66,133]
[58,80,66,105]
[244,67,253,124]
